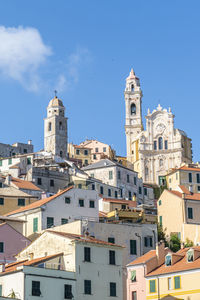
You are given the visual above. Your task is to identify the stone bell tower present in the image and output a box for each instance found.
[44,95,68,158]
[125,68,143,162]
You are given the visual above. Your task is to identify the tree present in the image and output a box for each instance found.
[169,234,181,252]
[157,224,169,247]
[184,238,193,248]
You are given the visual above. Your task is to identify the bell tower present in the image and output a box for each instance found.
[124,68,143,162]
[44,95,68,158]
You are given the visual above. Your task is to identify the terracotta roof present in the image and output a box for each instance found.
[5,186,74,216]
[146,246,200,276]
[0,186,34,198]
[179,165,200,172]
[74,145,91,150]
[179,185,190,194]
[11,177,41,191]
[167,188,200,201]
[103,198,137,207]
[127,250,156,266]
[48,231,124,248]
[4,253,63,274]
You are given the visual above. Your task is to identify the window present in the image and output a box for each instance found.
[144,187,147,196]
[110,282,116,297]
[144,237,153,247]
[47,217,54,228]
[89,200,95,208]
[108,237,115,244]
[189,172,192,183]
[93,154,96,160]
[91,173,94,178]
[24,149,27,154]
[154,141,157,150]
[174,276,180,289]
[84,247,91,262]
[78,184,82,189]
[48,122,52,131]
[33,218,38,233]
[149,280,156,293]
[50,179,54,187]
[176,173,178,180]
[32,281,41,296]
[139,187,142,194]
[8,158,12,165]
[159,216,162,226]
[131,84,134,91]
[100,186,104,195]
[131,270,136,282]
[197,174,200,183]
[61,218,68,225]
[0,242,4,253]
[158,200,162,206]
[165,140,168,149]
[130,240,137,255]
[109,250,116,265]
[165,255,172,266]
[79,199,84,207]
[168,277,172,290]
[188,207,193,219]
[0,198,4,205]
[84,280,91,295]
[95,147,99,152]
[76,149,80,155]
[0,160,2,166]
[131,103,136,115]
[27,157,31,165]
[103,147,106,152]
[18,198,25,206]
[122,204,126,209]
[134,177,137,185]
[128,191,132,200]
[109,170,113,180]
[127,174,130,183]
[64,284,73,299]
[115,191,118,198]
[59,121,63,130]
[158,137,163,150]
[0,285,2,296]
[132,291,137,300]
[60,151,63,158]
[65,197,71,204]
[37,178,42,185]
[117,171,121,180]
[92,184,95,190]
[84,150,88,155]
[85,160,88,165]
[0,182,2,188]
[187,249,194,262]
[159,159,163,167]
[108,189,111,197]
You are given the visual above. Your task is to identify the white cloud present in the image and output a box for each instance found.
[0,26,52,91]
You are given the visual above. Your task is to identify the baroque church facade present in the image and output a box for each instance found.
[125,69,192,185]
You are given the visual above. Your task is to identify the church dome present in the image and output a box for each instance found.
[48,96,64,108]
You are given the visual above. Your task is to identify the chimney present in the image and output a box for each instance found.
[156,241,165,266]
[5,174,11,186]
[189,185,193,195]
[0,264,5,272]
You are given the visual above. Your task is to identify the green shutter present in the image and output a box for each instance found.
[174,276,180,289]
[131,270,136,281]
[150,280,156,293]
[0,285,2,296]
[130,240,137,255]
[0,160,2,166]
[33,218,38,232]
[159,216,162,226]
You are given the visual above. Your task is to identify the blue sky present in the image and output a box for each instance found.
[0,1,200,161]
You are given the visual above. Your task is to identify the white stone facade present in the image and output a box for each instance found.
[125,69,192,185]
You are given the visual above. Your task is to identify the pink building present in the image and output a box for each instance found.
[0,223,31,263]
[126,242,170,300]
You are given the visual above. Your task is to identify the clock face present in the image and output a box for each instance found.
[156,123,166,134]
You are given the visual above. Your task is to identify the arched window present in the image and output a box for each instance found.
[159,159,163,167]
[165,140,168,150]
[145,167,149,181]
[158,137,163,150]
[131,84,134,91]
[131,103,136,115]
[48,122,52,131]
[59,122,62,130]
[60,151,63,157]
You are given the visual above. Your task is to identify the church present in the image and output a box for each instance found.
[125,69,192,185]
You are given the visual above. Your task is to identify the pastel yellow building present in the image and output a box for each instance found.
[146,246,200,300]
[158,187,200,244]
[68,143,92,166]
[166,164,200,193]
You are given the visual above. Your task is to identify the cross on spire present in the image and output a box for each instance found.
[54,90,58,98]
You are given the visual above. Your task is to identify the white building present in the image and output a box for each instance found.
[0,230,124,300]
[125,68,192,185]
[6,187,99,237]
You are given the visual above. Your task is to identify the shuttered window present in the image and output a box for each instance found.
[174,276,180,289]
[149,280,156,293]
[130,240,137,255]
[33,218,38,232]
[47,217,54,228]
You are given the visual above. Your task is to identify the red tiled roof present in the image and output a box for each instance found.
[179,165,200,172]
[127,250,156,266]
[146,246,200,276]
[4,253,63,273]
[103,198,137,208]
[167,188,200,201]
[11,177,41,191]
[48,231,124,248]
[5,186,74,216]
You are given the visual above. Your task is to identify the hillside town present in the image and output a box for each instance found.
[0,68,199,300]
